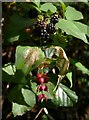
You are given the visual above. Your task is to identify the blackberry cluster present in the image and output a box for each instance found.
[34,14,59,40]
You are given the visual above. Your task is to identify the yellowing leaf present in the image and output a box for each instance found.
[54,46,70,76]
[15,46,45,75]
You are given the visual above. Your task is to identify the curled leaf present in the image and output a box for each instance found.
[53,46,69,76]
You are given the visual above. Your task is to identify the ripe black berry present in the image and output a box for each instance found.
[40,29,49,39]
[46,23,55,34]
[50,15,59,24]
[35,21,45,29]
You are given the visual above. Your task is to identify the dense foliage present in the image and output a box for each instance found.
[2,2,89,120]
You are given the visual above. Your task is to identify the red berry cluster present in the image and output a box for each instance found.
[36,73,49,102]
[36,73,48,84]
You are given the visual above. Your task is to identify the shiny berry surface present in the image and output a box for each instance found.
[50,15,59,24]
[37,85,48,91]
[46,23,55,34]
[38,77,45,84]
[37,73,42,78]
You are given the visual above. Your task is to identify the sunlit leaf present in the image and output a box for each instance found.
[75,62,89,76]
[15,46,45,75]
[52,83,78,107]
[56,19,89,44]
[40,3,57,13]
[73,21,89,37]
[22,88,36,107]
[30,80,37,94]
[66,72,73,88]
[12,102,30,117]
[2,63,16,75]
[65,6,83,20]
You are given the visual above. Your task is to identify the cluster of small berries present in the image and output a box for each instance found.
[34,14,59,40]
[36,73,49,102]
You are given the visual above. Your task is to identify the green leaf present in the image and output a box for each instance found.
[47,82,55,94]
[8,85,26,105]
[12,102,30,117]
[56,19,89,44]
[75,62,89,76]
[2,70,15,83]
[21,88,36,107]
[2,63,16,75]
[65,6,83,20]
[40,3,57,13]
[60,2,66,13]
[14,70,27,84]
[53,83,78,107]
[30,80,37,93]
[41,114,48,120]
[15,46,45,75]
[4,13,35,43]
[66,72,73,88]
[73,22,89,37]
[33,0,40,7]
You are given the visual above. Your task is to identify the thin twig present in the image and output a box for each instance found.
[44,107,55,120]
[33,108,44,120]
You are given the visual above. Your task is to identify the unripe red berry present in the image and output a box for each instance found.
[40,85,48,91]
[38,94,45,102]
[38,94,48,102]
[38,77,44,84]
[37,85,48,91]
[43,74,48,83]
[37,73,42,78]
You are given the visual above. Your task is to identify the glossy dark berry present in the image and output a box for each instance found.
[40,29,47,36]
[35,21,45,29]
[46,23,55,34]
[40,29,49,39]
[45,33,50,39]
[50,15,59,24]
